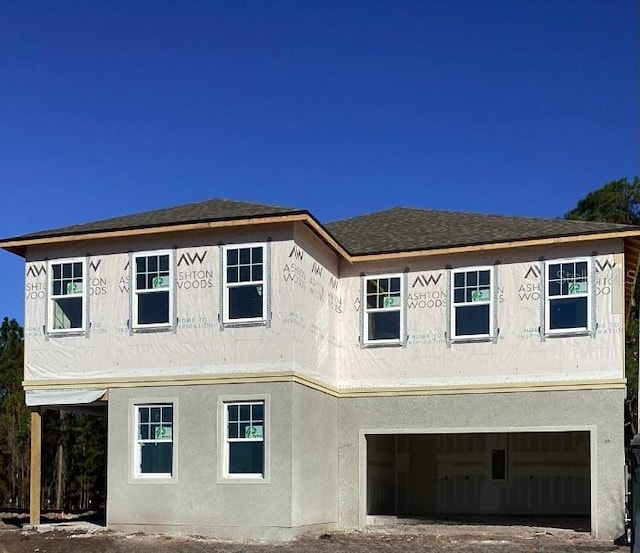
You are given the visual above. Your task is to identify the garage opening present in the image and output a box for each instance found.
[366,431,590,531]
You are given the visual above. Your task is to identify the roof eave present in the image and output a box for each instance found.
[0,211,352,260]
[345,229,640,262]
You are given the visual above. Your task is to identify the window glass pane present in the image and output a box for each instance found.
[367,280,378,294]
[455,304,490,336]
[227,267,238,283]
[159,255,169,271]
[62,264,72,278]
[137,275,146,290]
[549,297,587,330]
[454,289,464,303]
[53,264,61,279]
[229,285,263,319]
[252,247,263,263]
[140,408,149,423]
[136,257,146,272]
[479,271,490,286]
[467,271,477,286]
[228,405,238,421]
[148,256,157,272]
[239,248,251,264]
[252,265,263,281]
[73,262,82,276]
[227,249,238,265]
[228,422,238,439]
[453,272,464,287]
[141,442,172,474]
[548,281,561,297]
[390,278,400,292]
[239,266,251,282]
[52,298,82,329]
[253,404,264,421]
[140,425,149,440]
[229,442,264,475]
[240,422,250,437]
[138,291,170,325]
[53,281,62,296]
[162,406,172,423]
[368,311,400,341]
[239,405,250,421]
[151,407,161,422]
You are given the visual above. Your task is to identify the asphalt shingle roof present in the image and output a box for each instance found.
[3,200,638,257]
[325,207,637,255]
[13,199,305,240]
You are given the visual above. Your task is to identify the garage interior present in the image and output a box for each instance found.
[366,431,590,531]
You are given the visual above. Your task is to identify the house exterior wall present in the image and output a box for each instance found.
[336,240,625,388]
[338,388,625,539]
[107,381,340,540]
[22,223,343,386]
[19,220,629,540]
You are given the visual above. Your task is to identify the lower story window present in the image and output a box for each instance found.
[225,401,264,478]
[136,404,173,477]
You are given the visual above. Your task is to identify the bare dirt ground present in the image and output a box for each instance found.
[0,515,627,553]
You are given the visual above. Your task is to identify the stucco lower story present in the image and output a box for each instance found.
[103,383,625,541]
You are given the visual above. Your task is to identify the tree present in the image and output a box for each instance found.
[565,177,640,439]
[0,317,30,508]
[566,177,640,225]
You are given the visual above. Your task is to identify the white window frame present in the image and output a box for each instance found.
[222,243,267,324]
[221,398,268,480]
[134,403,175,479]
[544,257,591,335]
[450,266,494,340]
[132,249,174,329]
[47,258,87,334]
[363,274,405,346]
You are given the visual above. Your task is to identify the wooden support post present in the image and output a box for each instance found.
[30,408,41,526]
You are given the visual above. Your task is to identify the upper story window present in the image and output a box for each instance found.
[545,259,590,333]
[48,259,86,333]
[135,404,174,477]
[364,275,404,345]
[223,244,266,323]
[451,267,493,339]
[133,251,173,329]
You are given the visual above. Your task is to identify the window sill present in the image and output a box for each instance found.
[362,340,404,349]
[221,319,269,329]
[450,336,494,344]
[544,330,591,338]
[131,325,174,334]
[47,330,86,338]
[129,475,177,485]
[218,475,269,485]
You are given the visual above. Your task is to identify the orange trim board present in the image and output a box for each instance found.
[2,213,640,263]
[22,372,627,399]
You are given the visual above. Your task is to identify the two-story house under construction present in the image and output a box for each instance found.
[1,199,639,540]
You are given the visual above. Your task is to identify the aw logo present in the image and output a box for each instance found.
[26,264,46,278]
[524,266,541,280]
[595,260,615,272]
[411,273,442,288]
[288,245,304,261]
[89,260,102,271]
[177,251,207,267]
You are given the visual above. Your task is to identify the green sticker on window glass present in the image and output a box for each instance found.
[471,289,490,302]
[383,296,401,308]
[245,425,263,438]
[152,276,170,289]
[66,282,82,294]
[568,282,587,294]
[155,426,172,440]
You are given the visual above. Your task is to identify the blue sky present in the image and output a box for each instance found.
[0,1,637,323]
